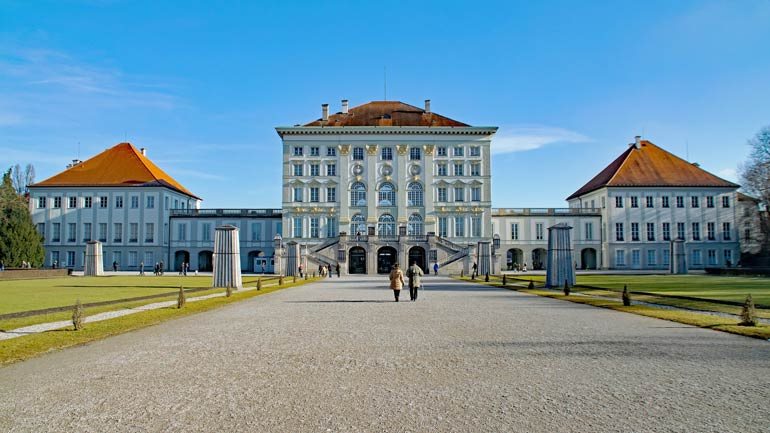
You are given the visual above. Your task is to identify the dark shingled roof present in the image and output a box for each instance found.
[303,101,469,127]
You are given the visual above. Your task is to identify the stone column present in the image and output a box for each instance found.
[338,144,351,228]
[671,239,687,274]
[546,223,576,288]
[366,145,378,229]
[285,241,299,276]
[212,225,242,289]
[84,241,104,276]
[477,241,491,276]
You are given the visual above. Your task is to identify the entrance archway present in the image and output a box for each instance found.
[581,248,597,270]
[198,251,213,272]
[348,247,366,274]
[532,248,546,270]
[377,246,398,274]
[506,248,523,270]
[408,246,426,273]
[174,250,189,271]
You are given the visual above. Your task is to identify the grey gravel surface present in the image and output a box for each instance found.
[1,276,769,432]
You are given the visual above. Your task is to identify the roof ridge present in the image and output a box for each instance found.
[605,143,637,185]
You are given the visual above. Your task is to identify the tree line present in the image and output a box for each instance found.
[0,165,44,268]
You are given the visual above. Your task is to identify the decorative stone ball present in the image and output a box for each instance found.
[381,164,393,176]
[409,164,421,176]
[352,164,364,176]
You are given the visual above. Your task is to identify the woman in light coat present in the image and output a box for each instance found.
[389,263,405,302]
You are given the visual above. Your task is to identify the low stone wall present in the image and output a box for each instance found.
[0,269,71,280]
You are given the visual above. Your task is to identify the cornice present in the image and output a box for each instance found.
[276,126,498,137]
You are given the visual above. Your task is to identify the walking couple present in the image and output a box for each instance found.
[388,260,423,302]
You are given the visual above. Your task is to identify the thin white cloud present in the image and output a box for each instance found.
[492,126,590,154]
[717,167,738,182]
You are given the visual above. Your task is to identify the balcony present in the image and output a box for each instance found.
[170,208,282,217]
[492,207,601,216]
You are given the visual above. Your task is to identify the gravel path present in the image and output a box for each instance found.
[1,276,769,432]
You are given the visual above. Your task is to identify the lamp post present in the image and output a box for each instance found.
[273,233,283,276]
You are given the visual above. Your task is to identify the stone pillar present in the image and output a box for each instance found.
[285,241,299,276]
[477,241,491,276]
[212,225,242,289]
[84,241,104,276]
[546,223,575,288]
[671,239,687,274]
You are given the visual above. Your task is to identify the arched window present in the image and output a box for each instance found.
[350,214,366,236]
[407,213,423,236]
[378,183,395,206]
[378,214,396,238]
[350,182,367,206]
[407,182,423,207]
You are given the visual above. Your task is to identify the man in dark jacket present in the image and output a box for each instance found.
[407,260,424,302]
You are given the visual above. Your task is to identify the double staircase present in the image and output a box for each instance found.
[435,236,470,268]
[307,237,339,267]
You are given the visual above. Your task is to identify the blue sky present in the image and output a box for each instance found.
[1,0,769,208]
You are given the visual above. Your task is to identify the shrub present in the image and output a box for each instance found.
[226,285,232,297]
[622,285,631,306]
[72,299,83,331]
[177,286,186,309]
[739,294,758,326]
[257,278,262,290]
[563,280,570,296]
[528,280,534,289]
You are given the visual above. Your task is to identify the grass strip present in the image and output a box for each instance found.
[0,277,318,366]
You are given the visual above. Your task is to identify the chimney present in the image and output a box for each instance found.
[321,103,329,121]
[634,135,642,149]
[140,147,147,156]
[341,99,349,114]
[424,99,431,113]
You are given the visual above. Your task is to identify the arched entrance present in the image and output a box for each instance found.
[506,248,523,270]
[349,247,366,274]
[198,251,213,272]
[377,246,398,274]
[532,248,546,270]
[581,248,597,270]
[174,250,189,271]
[408,246,426,273]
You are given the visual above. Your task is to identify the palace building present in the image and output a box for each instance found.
[27,99,752,274]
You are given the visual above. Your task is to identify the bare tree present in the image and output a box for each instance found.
[739,126,770,252]
[24,164,35,193]
[10,163,36,195]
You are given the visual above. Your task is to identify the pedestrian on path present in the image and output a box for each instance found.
[433,262,439,275]
[139,261,144,276]
[335,263,340,278]
[389,263,405,302]
[407,260,423,302]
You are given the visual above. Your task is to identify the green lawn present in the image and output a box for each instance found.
[0,275,277,315]
[506,274,770,306]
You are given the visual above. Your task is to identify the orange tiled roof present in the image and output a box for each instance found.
[567,140,738,200]
[303,101,469,127]
[32,142,200,199]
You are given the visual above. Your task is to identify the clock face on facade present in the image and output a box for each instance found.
[352,164,364,176]
[409,164,421,176]
[381,164,393,177]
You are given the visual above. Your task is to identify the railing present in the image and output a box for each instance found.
[170,208,282,217]
[435,236,464,252]
[491,208,601,216]
[439,247,469,267]
[311,237,339,253]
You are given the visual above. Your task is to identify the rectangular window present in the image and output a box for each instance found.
[352,147,364,160]
[662,196,669,208]
[692,250,702,266]
[724,249,733,265]
[67,223,76,242]
[176,223,185,241]
[164,197,169,210]
[84,197,92,208]
[293,187,303,202]
[585,222,593,240]
[326,217,337,238]
[454,187,464,202]
[143,251,153,267]
[310,146,319,156]
[722,222,731,240]
[646,223,655,241]
[326,187,336,202]
[202,223,212,242]
[631,222,639,241]
[145,223,154,243]
[662,223,671,241]
[293,217,302,238]
[692,222,700,241]
[53,197,61,208]
[676,196,684,208]
[511,223,519,240]
[438,187,447,202]
[707,222,715,240]
[722,196,730,208]
[437,164,447,176]
[293,164,303,176]
[113,223,122,243]
[677,222,685,240]
[454,217,465,237]
[645,196,653,208]
[67,251,75,267]
[52,223,61,242]
[98,223,107,242]
[310,164,319,177]
[691,196,699,208]
[471,216,482,237]
[453,163,464,176]
[470,146,481,157]
[69,196,77,208]
[630,196,638,208]
[37,196,46,208]
[706,196,714,208]
[83,223,92,242]
[99,196,108,208]
[647,249,657,266]
[310,187,319,203]
[707,249,717,265]
[146,196,155,209]
[471,187,481,202]
[615,196,623,208]
[36,223,45,237]
[662,249,670,266]
[326,164,336,176]
[437,146,447,156]
[471,163,481,176]
[293,146,303,156]
[453,147,464,157]
[615,223,624,241]
[128,251,138,267]
[632,249,640,267]
[310,218,319,238]
[115,196,123,208]
[130,223,139,243]
[615,250,625,266]
[438,217,448,237]
[381,147,393,160]
[410,147,421,161]
[131,196,139,208]
[326,147,336,157]
[536,223,544,240]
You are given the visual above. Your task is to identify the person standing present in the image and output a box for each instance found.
[139,261,144,276]
[472,262,478,279]
[389,263,405,302]
[113,261,118,272]
[433,262,439,275]
[335,263,340,278]
[159,261,164,276]
[407,260,424,301]
[298,263,304,278]
[328,264,332,278]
